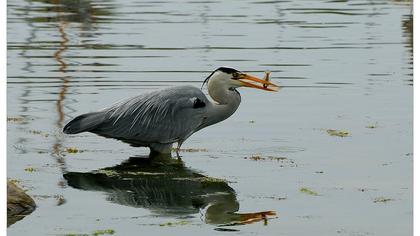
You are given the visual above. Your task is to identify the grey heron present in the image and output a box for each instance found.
[63,67,279,156]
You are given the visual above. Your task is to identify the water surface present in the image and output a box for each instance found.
[7,0,412,235]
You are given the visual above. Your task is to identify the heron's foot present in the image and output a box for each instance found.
[175,141,184,160]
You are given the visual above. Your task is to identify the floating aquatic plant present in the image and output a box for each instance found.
[366,122,378,129]
[24,167,36,172]
[64,147,84,153]
[373,197,393,203]
[64,229,115,236]
[7,117,24,123]
[300,187,319,196]
[326,129,349,137]
[171,147,208,152]
[92,229,115,236]
[159,220,190,227]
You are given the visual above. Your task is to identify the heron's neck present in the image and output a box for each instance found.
[204,86,241,127]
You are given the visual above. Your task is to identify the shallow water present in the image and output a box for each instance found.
[7,0,412,235]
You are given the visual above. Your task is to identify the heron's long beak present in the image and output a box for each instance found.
[238,73,279,92]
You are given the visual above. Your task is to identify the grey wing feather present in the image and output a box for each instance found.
[91,86,208,145]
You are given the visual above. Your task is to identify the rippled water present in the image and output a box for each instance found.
[7,0,412,235]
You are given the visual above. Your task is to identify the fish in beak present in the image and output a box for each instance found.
[238,72,279,91]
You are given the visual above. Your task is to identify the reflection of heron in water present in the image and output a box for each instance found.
[64,153,275,226]
[63,67,278,156]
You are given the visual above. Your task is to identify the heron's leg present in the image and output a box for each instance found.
[176,141,183,160]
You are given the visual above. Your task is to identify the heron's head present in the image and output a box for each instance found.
[202,67,279,92]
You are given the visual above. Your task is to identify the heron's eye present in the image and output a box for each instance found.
[232,72,240,79]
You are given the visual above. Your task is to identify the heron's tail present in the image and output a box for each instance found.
[63,112,105,134]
